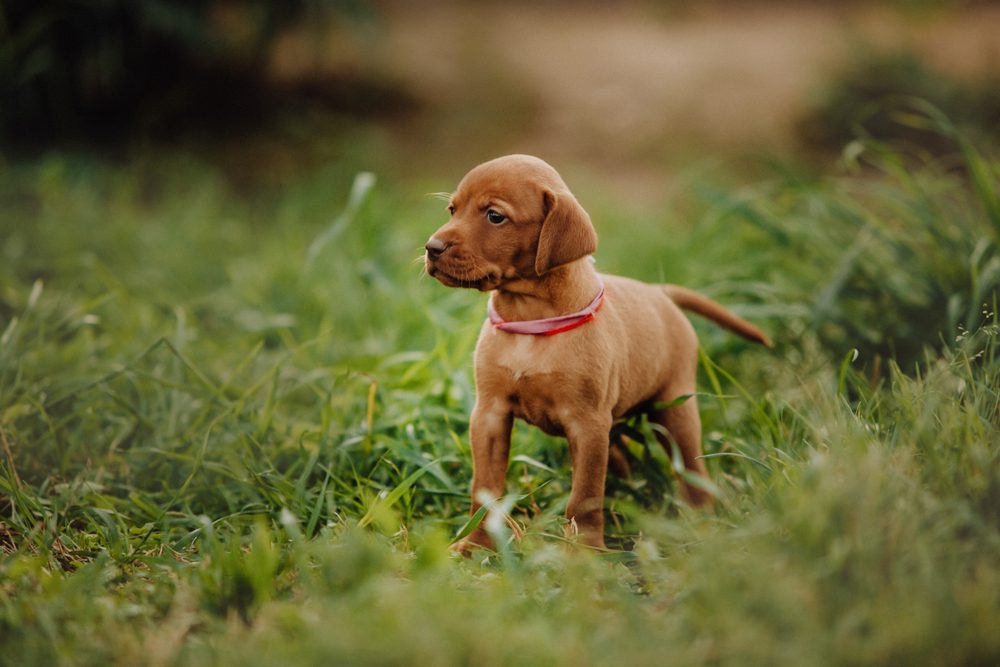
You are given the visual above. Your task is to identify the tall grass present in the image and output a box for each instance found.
[671,123,1000,373]
[1,136,999,665]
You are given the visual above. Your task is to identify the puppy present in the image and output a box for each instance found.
[425,155,771,553]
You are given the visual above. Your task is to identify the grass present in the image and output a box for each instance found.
[1,126,999,665]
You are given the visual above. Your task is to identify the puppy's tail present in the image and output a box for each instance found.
[664,285,773,348]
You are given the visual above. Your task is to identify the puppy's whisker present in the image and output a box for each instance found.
[427,192,454,203]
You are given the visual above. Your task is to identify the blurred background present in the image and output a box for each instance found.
[4,0,1000,375]
[3,0,999,195]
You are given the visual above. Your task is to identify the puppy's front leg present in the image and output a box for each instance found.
[565,417,613,550]
[452,401,513,554]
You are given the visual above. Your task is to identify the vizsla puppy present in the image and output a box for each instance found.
[424,155,771,553]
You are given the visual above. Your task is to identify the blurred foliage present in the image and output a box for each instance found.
[696,120,1000,372]
[800,47,1000,153]
[0,0,381,148]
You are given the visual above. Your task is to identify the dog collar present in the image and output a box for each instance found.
[487,282,605,335]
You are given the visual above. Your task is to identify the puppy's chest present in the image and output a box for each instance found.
[478,334,591,436]
[484,334,565,381]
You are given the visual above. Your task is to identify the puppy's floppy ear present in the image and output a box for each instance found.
[534,189,598,276]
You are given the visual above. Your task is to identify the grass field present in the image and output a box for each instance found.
[2,128,1000,665]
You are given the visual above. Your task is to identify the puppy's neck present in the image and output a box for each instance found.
[493,258,602,322]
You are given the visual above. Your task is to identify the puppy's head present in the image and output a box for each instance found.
[425,155,597,291]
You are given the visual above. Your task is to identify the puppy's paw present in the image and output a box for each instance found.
[563,518,608,552]
[449,532,494,558]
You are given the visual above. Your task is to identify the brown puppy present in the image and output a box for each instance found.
[425,155,771,553]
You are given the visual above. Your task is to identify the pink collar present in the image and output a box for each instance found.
[487,282,606,335]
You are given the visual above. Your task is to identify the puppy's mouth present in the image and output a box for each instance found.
[427,264,497,291]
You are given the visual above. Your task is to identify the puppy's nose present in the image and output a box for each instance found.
[425,237,448,261]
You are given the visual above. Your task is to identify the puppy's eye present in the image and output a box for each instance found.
[486,209,506,225]
[447,204,456,215]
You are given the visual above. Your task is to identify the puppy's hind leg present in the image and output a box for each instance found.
[651,392,714,508]
[607,433,632,478]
